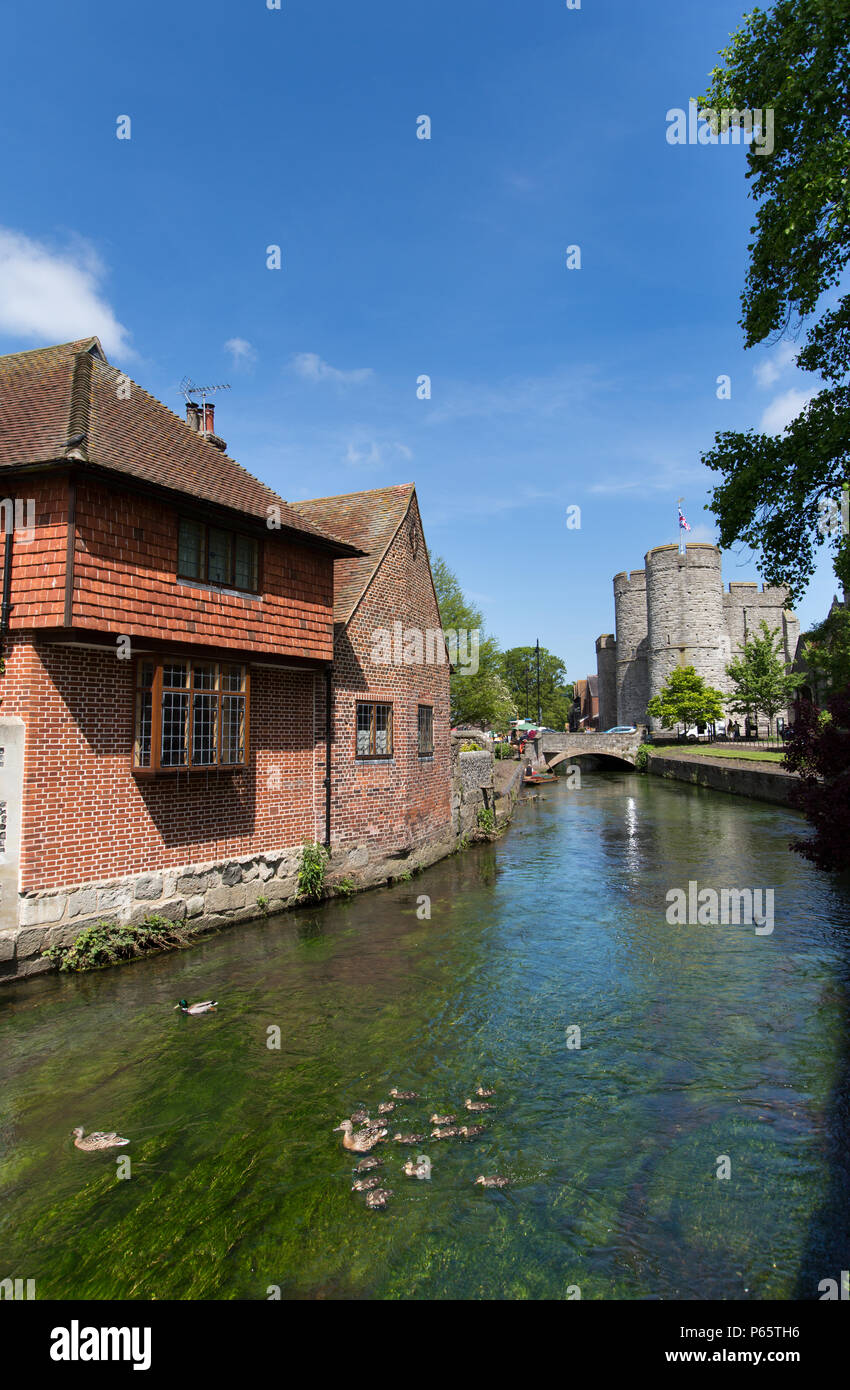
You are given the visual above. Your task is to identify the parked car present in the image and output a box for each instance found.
[603,725,637,734]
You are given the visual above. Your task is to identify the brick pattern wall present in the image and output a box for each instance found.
[0,477,68,627]
[70,480,335,659]
[322,496,452,850]
[1,634,320,890]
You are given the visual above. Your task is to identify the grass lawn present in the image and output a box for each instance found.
[656,745,787,765]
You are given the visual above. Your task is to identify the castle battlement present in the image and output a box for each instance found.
[595,544,800,730]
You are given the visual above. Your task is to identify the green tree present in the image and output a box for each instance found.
[725,620,803,734]
[698,0,850,601]
[430,556,515,727]
[501,646,573,729]
[646,666,725,732]
[801,604,850,697]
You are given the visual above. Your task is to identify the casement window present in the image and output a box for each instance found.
[134,658,249,773]
[356,701,393,758]
[418,705,434,756]
[177,517,260,593]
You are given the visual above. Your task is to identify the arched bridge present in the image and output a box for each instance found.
[532,728,647,769]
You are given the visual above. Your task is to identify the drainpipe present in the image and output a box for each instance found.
[0,529,14,653]
[324,666,333,848]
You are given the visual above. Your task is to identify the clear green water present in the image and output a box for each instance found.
[2,773,849,1300]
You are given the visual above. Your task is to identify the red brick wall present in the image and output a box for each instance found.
[324,496,452,849]
[2,635,321,890]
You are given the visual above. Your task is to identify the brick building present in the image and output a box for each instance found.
[0,339,452,977]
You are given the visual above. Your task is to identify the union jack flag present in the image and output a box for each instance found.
[678,508,691,532]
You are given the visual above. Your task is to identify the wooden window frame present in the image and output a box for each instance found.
[177,516,261,594]
[133,656,250,776]
[355,701,394,760]
[417,704,434,757]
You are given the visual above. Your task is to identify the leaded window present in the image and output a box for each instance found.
[133,658,249,773]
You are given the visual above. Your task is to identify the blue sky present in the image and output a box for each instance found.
[0,0,842,679]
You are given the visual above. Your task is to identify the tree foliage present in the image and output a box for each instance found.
[646,666,726,731]
[500,646,573,729]
[801,603,850,694]
[784,689,850,871]
[699,0,850,600]
[725,619,803,731]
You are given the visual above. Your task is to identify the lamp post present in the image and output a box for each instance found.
[535,639,542,725]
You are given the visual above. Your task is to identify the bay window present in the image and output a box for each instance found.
[134,658,249,773]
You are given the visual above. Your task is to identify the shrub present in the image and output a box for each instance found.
[336,877,357,898]
[634,743,653,772]
[477,806,496,834]
[298,841,329,901]
[256,894,270,914]
[43,914,187,973]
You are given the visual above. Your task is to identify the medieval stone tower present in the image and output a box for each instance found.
[595,543,800,731]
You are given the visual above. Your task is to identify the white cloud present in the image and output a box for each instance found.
[760,387,816,435]
[0,227,132,358]
[291,352,373,386]
[224,337,257,366]
[753,341,797,388]
[344,438,412,470]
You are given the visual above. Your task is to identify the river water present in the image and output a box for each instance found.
[1,771,849,1300]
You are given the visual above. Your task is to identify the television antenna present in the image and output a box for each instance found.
[179,377,231,410]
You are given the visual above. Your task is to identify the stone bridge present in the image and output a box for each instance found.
[532,728,647,769]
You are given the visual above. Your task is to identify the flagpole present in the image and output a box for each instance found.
[677,497,685,555]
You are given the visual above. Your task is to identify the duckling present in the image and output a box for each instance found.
[355,1156,383,1173]
[352,1176,382,1192]
[430,1126,462,1140]
[393,1132,425,1145]
[72,1127,129,1152]
[350,1108,370,1125]
[459,1124,486,1139]
[365,1188,393,1209]
[475,1087,496,1098]
[403,1157,432,1180]
[333,1120,388,1153]
[429,1113,456,1126]
[388,1088,419,1101]
[465,1098,494,1112]
[377,1102,395,1115]
[174,998,217,1015]
[475,1175,509,1188]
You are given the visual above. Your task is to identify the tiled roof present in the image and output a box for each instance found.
[294,483,416,625]
[0,338,356,553]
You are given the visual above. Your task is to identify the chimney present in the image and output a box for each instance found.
[199,400,227,452]
[186,401,202,431]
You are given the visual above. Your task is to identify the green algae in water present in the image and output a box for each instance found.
[1,773,849,1300]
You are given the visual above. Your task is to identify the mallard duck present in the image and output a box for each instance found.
[174,999,217,1015]
[430,1125,462,1139]
[403,1157,432,1180]
[388,1088,418,1100]
[377,1102,395,1115]
[365,1188,393,1209]
[465,1098,494,1112]
[333,1121,388,1153]
[475,1087,496,1098]
[475,1175,509,1188]
[350,1108,370,1125]
[72,1127,129,1151]
[393,1132,425,1145]
[355,1155,383,1173]
[459,1124,486,1139]
[429,1113,456,1125]
[352,1176,382,1192]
